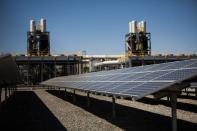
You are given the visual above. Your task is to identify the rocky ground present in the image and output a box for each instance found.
[0,88,196,131]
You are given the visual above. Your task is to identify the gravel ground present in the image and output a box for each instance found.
[35,89,120,131]
[0,88,196,131]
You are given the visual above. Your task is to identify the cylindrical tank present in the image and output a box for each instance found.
[30,20,36,32]
[40,18,46,32]
[129,20,137,33]
[141,21,146,33]
[137,22,142,32]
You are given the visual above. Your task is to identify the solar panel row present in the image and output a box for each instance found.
[41,59,197,100]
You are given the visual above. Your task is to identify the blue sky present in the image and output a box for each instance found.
[0,0,197,55]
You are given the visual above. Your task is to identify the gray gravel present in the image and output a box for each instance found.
[34,89,197,131]
[35,90,121,131]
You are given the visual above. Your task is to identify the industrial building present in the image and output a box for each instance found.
[27,18,50,56]
[15,18,83,85]
[125,20,151,57]
[87,20,197,70]
[15,55,83,85]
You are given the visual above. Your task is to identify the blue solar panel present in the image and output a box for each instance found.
[41,59,197,100]
[155,68,197,81]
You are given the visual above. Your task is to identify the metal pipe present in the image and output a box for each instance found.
[87,92,90,108]
[171,93,177,131]
[112,96,116,118]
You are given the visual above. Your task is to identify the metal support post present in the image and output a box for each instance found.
[78,63,80,74]
[5,87,7,100]
[0,88,1,111]
[27,60,29,85]
[41,62,43,82]
[142,58,144,66]
[87,92,90,108]
[171,93,177,131]
[153,59,156,64]
[0,88,2,104]
[129,56,133,67]
[112,96,116,118]
[10,87,12,93]
[67,63,70,75]
[8,87,10,97]
[58,87,60,95]
[10,86,13,95]
[167,96,170,101]
[54,59,57,77]
[64,88,67,97]
[73,90,76,103]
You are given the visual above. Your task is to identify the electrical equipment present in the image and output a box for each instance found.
[27,18,50,56]
[125,20,151,56]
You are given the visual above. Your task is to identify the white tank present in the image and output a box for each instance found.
[129,20,137,33]
[40,18,46,32]
[30,20,36,32]
[140,21,146,33]
[137,22,142,32]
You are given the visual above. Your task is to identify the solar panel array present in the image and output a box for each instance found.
[41,59,197,100]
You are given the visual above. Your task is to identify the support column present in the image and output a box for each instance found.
[8,87,10,97]
[167,95,170,101]
[0,88,1,111]
[79,62,82,74]
[171,93,177,131]
[87,92,90,108]
[67,63,70,75]
[64,88,67,97]
[54,59,57,77]
[141,58,144,66]
[0,88,2,104]
[112,96,116,118]
[5,87,7,100]
[10,87,12,95]
[153,59,156,64]
[128,56,132,67]
[73,90,76,103]
[58,87,60,95]
[27,61,30,85]
[77,63,80,74]
[41,63,44,82]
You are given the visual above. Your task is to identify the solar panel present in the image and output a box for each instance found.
[41,59,197,100]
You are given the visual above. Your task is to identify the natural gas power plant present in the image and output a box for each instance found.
[125,20,151,56]
[27,18,50,56]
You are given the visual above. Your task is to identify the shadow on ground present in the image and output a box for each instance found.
[0,91,67,131]
[138,96,197,113]
[47,90,197,131]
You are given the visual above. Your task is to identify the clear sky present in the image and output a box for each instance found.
[0,0,197,55]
